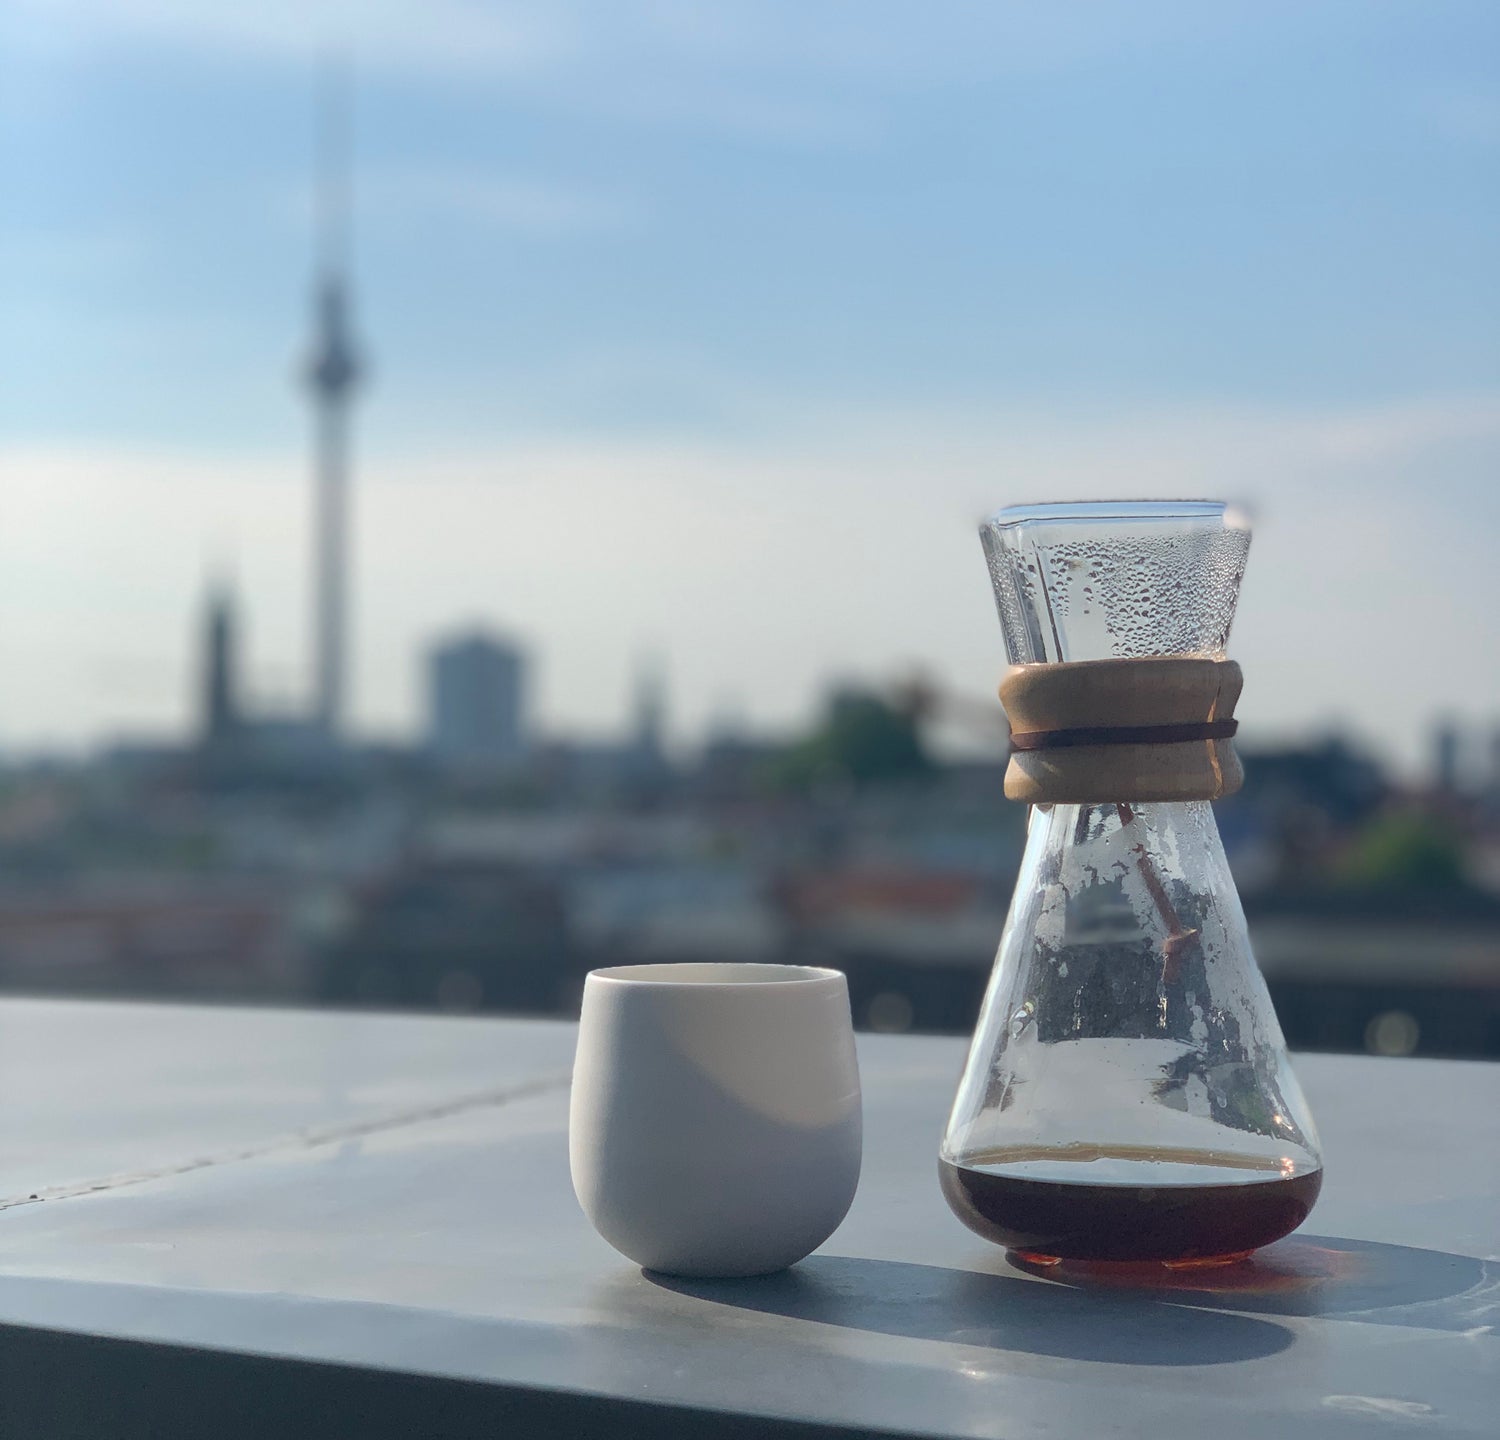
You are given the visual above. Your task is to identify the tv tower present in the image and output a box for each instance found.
[303,54,364,742]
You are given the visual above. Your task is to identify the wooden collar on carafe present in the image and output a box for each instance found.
[1000,656,1244,805]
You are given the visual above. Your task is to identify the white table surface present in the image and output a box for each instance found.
[0,998,1494,1438]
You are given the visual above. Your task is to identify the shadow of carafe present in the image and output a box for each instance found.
[1004,1234,1497,1335]
[647,1254,1295,1366]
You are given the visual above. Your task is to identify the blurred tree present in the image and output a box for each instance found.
[1338,811,1470,892]
[772,689,933,791]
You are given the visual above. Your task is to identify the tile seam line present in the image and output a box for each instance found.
[0,1070,574,1212]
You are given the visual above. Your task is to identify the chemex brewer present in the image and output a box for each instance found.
[940,500,1323,1268]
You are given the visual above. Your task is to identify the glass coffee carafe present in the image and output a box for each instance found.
[940,501,1322,1267]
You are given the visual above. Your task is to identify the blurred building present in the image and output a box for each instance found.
[194,583,336,782]
[427,632,527,773]
[632,659,667,769]
[1433,718,1462,794]
[202,583,239,747]
[1236,739,1388,828]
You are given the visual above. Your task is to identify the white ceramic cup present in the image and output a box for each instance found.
[569,963,862,1278]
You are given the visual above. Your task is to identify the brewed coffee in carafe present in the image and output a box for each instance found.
[940,501,1322,1267]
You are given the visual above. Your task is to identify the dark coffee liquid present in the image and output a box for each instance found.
[940,1145,1322,1264]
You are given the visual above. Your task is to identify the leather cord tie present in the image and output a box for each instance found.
[1008,719,1240,752]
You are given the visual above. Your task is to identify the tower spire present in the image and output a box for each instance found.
[304,50,364,742]
[316,48,351,283]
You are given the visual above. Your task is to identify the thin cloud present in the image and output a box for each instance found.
[4,391,1497,763]
[3,1,1254,146]
[360,170,643,238]
[5,0,566,77]
[1425,89,1500,147]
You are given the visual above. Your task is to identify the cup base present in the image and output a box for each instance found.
[640,1259,797,1281]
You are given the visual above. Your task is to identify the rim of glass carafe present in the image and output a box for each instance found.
[985,499,1245,529]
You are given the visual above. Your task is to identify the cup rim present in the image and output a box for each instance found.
[586,962,846,989]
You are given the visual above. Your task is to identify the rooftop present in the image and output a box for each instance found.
[1,998,1493,1438]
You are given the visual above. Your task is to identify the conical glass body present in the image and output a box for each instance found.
[941,501,1322,1265]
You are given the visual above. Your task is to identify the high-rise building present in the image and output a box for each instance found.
[1433,718,1462,794]
[303,57,364,743]
[201,583,239,746]
[428,633,528,772]
[632,656,667,765]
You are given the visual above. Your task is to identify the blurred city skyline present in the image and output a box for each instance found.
[3,2,1498,769]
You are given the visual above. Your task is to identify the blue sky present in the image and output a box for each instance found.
[2,1,1498,767]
